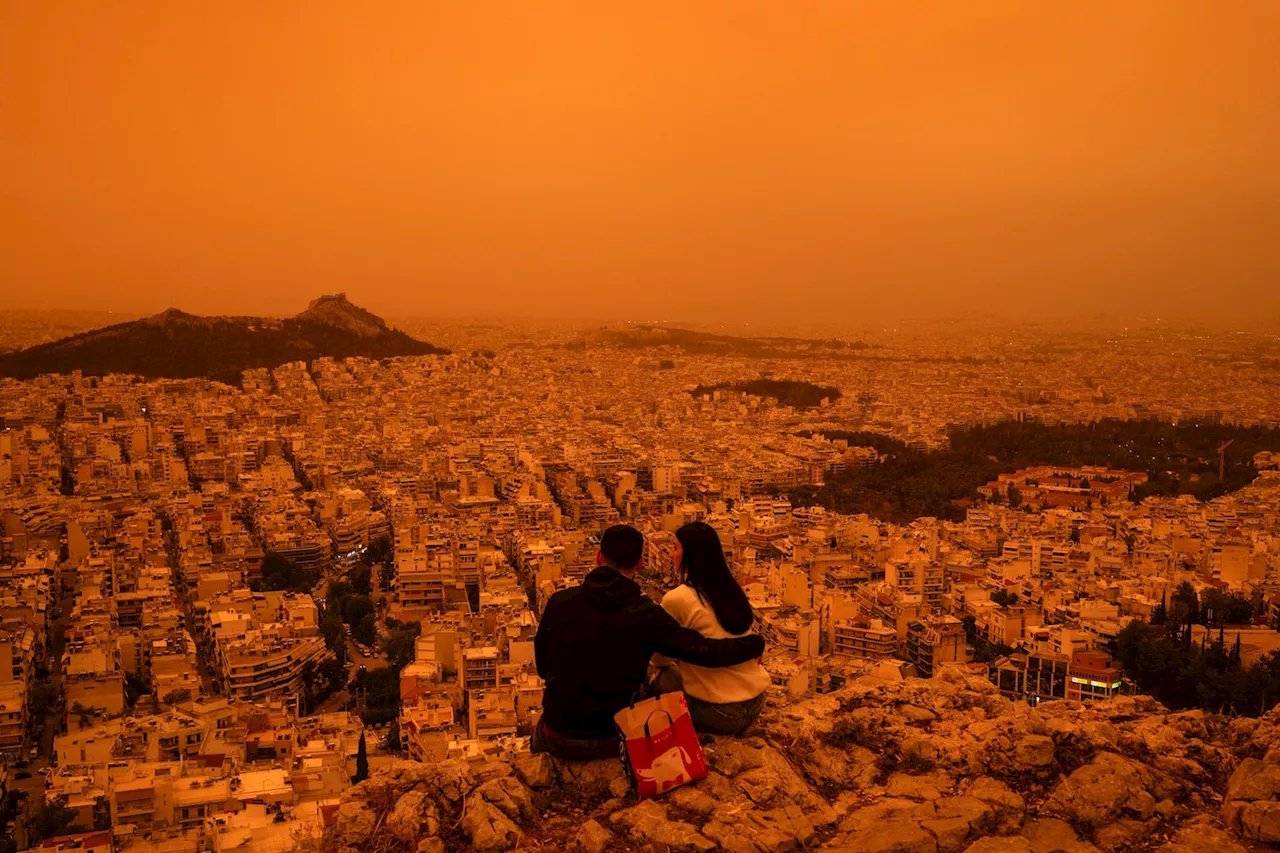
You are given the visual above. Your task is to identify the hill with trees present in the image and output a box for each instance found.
[0,293,449,384]
[691,378,842,409]
[790,418,1280,523]
[599,324,876,358]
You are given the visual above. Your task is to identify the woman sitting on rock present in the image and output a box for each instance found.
[651,521,771,735]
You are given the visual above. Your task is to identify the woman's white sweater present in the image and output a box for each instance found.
[657,584,771,704]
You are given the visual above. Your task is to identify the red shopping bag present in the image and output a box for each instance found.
[614,691,707,799]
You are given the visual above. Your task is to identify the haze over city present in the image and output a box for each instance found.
[6,6,1280,853]
[3,2,1279,325]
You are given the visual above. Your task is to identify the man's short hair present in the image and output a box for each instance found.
[600,525,645,570]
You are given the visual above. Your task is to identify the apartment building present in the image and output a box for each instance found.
[830,617,897,661]
[215,631,331,702]
[904,617,968,678]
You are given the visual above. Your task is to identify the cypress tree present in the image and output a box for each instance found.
[354,731,369,783]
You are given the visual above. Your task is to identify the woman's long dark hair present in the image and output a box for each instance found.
[676,521,754,635]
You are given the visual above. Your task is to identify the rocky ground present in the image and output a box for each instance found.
[311,669,1280,853]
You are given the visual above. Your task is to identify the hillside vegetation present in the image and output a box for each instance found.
[791,419,1280,522]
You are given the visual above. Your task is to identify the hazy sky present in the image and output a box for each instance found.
[2,2,1278,324]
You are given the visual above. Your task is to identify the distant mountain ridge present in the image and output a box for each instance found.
[0,294,449,384]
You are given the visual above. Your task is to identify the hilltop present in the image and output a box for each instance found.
[313,671,1280,853]
[0,294,448,384]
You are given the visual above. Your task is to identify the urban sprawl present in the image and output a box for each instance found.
[2,318,1280,853]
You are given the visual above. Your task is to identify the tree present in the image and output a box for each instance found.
[350,667,400,725]
[384,719,401,752]
[321,612,346,660]
[320,658,348,693]
[379,560,396,592]
[254,551,318,593]
[1006,484,1021,508]
[383,630,417,673]
[366,535,393,565]
[30,682,58,723]
[1171,582,1200,629]
[353,612,378,646]
[1151,603,1167,625]
[70,703,100,727]
[960,615,977,644]
[354,731,369,783]
[300,661,318,714]
[1227,594,1256,625]
[326,580,354,608]
[991,589,1020,607]
[342,595,375,628]
[349,565,372,597]
[162,689,192,706]
[29,796,83,844]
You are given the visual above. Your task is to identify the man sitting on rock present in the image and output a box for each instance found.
[533,524,766,761]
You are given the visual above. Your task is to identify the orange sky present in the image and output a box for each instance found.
[2,2,1278,324]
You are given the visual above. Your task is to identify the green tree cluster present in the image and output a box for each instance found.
[787,418,1280,524]
[29,797,84,844]
[251,551,319,594]
[382,620,421,673]
[690,379,842,409]
[350,667,400,725]
[1113,620,1275,716]
[324,580,378,646]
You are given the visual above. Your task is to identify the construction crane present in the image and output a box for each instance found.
[1218,439,1234,481]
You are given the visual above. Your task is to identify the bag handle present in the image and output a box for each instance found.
[643,709,675,741]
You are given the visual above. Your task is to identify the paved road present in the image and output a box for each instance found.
[346,638,388,672]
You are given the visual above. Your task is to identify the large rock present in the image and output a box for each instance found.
[886,771,956,801]
[1014,735,1056,768]
[1021,818,1098,853]
[824,820,938,853]
[610,799,717,852]
[964,838,1034,853]
[334,800,376,848]
[572,819,614,853]
[553,756,627,795]
[1043,753,1174,830]
[823,794,994,853]
[1093,818,1150,851]
[902,705,940,724]
[1222,757,1280,840]
[964,777,1026,831]
[385,790,439,843]
[1239,801,1280,844]
[459,775,534,852]
[1225,758,1280,802]
[1157,822,1247,853]
[461,798,521,852]
[514,752,555,788]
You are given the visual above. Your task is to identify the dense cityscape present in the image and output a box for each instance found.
[1,305,1279,852]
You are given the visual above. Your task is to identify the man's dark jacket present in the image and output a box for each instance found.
[534,566,765,739]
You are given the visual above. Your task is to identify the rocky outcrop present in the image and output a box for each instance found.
[316,672,1280,853]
